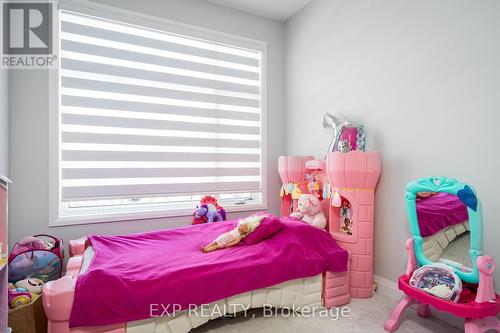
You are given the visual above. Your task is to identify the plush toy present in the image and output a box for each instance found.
[193,196,226,224]
[18,236,54,250]
[8,284,32,308]
[290,194,327,229]
[15,277,44,294]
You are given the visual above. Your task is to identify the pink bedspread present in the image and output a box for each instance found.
[69,217,347,327]
[416,193,469,237]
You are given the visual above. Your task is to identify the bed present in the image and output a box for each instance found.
[43,218,351,333]
[43,153,381,333]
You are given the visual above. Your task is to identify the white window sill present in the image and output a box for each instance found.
[50,202,268,227]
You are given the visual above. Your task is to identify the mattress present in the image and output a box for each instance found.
[126,275,323,333]
[79,247,323,333]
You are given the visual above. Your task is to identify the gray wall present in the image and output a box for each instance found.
[286,0,500,285]
[9,0,285,246]
[0,69,8,178]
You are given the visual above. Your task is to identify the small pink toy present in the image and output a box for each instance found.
[18,236,46,250]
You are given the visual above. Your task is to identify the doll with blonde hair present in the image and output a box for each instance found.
[201,215,263,253]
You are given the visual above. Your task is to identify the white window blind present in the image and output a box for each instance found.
[57,9,264,212]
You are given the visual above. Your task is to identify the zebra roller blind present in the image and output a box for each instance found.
[58,9,263,202]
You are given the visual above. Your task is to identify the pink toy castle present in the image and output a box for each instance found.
[278,151,381,305]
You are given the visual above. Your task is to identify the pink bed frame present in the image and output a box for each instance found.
[43,151,381,333]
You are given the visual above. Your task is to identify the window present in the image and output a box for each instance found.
[50,2,266,226]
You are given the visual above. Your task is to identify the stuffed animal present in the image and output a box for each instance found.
[8,283,32,308]
[290,194,327,229]
[18,236,54,250]
[15,277,44,294]
[193,196,226,224]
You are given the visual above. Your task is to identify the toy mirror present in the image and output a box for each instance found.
[406,177,482,284]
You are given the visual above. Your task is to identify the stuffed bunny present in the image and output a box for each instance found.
[290,194,327,229]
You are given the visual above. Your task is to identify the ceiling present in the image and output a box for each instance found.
[207,0,311,21]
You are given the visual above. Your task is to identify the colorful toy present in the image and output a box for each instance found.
[8,285,32,308]
[291,184,303,200]
[323,113,351,156]
[281,174,321,202]
[306,174,320,196]
[330,187,342,207]
[17,235,54,250]
[356,125,366,151]
[8,234,64,283]
[193,196,226,224]
[409,263,462,302]
[337,139,352,153]
[323,113,367,155]
[290,194,327,229]
[339,199,352,235]
[15,277,44,294]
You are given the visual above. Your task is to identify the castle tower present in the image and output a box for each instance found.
[326,151,381,298]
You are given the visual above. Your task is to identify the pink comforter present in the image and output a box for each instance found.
[69,217,348,327]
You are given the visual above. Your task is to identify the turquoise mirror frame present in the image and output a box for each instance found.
[406,176,482,284]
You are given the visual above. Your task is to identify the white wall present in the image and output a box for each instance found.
[0,69,8,178]
[286,0,500,285]
[9,0,285,246]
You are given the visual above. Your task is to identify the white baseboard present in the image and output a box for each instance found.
[374,275,464,329]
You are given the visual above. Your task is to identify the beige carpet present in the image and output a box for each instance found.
[192,292,461,333]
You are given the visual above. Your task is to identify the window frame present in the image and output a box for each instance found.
[48,0,268,227]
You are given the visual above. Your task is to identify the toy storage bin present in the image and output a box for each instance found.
[8,294,47,333]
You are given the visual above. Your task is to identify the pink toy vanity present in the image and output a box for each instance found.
[385,177,500,333]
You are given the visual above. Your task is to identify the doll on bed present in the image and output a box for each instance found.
[202,216,263,253]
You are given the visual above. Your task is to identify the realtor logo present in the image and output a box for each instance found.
[2,1,56,68]
[3,2,52,54]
